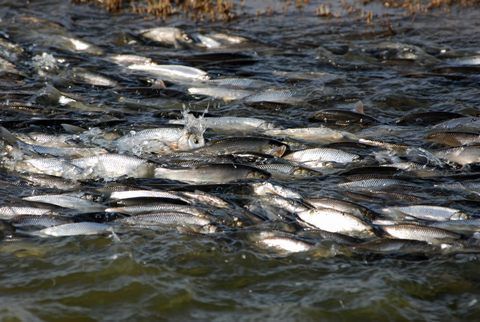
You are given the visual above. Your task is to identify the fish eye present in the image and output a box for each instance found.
[190,135,200,145]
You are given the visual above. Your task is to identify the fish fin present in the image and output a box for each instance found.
[61,123,86,134]
[355,101,364,114]
[109,229,121,242]
[0,126,19,146]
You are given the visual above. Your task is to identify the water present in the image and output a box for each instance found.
[1,1,480,320]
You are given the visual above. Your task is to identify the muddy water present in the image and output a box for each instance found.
[1,1,480,321]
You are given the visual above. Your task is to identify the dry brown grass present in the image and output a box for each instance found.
[73,0,236,21]
[72,0,480,21]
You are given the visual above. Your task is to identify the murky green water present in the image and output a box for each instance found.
[1,1,480,320]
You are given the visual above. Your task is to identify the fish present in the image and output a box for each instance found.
[380,205,470,222]
[71,154,155,179]
[139,27,192,48]
[251,231,314,254]
[426,131,480,147]
[9,157,86,179]
[28,222,113,237]
[434,146,480,166]
[0,206,54,220]
[250,182,303,199]
[65,67,119,87]
[110,190,190,203]
[115,212,215,233]
[381,224,461,243]
[188,87,253,101]
[260,195,311,215]
[352,239,436,255]
[154,164,270,184]
[305,197,379,221]
[168,116,276,132]
[22,194,106,213]
[263,127,357,144]
[127,64,209,82]
[428,219,480,234]
[297,208,375,238]
[10,215,72,228]
[309,109,379,126]
[107,54,152,66]
[244,89,301,105]
[115,126,205,155]
[190,137,288,157]
[192,32,247,48]
[284,148,360,165]
[432,116,480,132]
[0,126,108,158]
[396,111,464,126]
[0,221,15,240]
[255,163,322,178]
[105,203,210,218]
[179,190,231,209]
[338,178,410,191]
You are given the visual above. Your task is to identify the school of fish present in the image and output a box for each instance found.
[1,18,480,260]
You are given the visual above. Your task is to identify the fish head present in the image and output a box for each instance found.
[246,169,271,180]
[265,143,288,157]
[292,167,319,177]
[176,132,205,151]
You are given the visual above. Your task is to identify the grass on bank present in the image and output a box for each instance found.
[72,0,480,22]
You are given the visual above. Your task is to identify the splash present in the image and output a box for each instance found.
[181,106,206,137]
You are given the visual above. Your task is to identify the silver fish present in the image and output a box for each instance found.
[381,224,461,243]
[128,64,209,82]
[139,27,191,48]
[297,208,374,238]
[115,127,205,155]
[116,212,213,230]
[23,194,106,213]
[264,127,357,144]
[31,222,112,237]
[105,203,209,217]
[434,146,480,166]
[284,148,359,164]
[71,154,155,179]
[306,197,378,221]
[252,231,314,253]
[110,190,189,203]
[380,205,469,222]
[10,215,72,228]
[251,182,303,199]
[168,116,276,132]
[154,164,270,184]
[0,206,54,220]
[188,87,253,101]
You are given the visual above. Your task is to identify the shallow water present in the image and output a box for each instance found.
[1,1,480,320]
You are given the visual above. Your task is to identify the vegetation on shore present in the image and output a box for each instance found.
[72,0,480,22]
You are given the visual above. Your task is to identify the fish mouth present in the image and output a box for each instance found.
[271,145,287,157]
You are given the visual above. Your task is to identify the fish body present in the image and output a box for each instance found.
[297,208,374,238]
[426,131,480,147]
[380,205,469,221]
[32,222,112,237]
[191,137,288,157]
[381,224,461,243]
[128,64,209,82]
[168,116,276,132]
[139,27,192,48]
[115,127,204,154]
[264,127,357,144]
[434,146,480,165]
[284,148,359,164]
[71,154,155,179]
[154,164,270,184]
